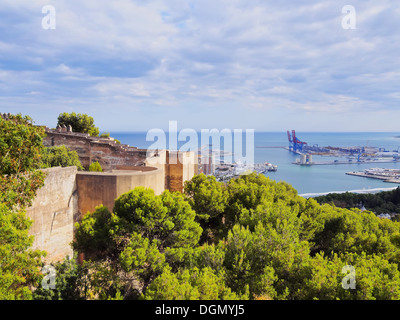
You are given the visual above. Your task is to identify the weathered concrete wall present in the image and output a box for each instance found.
[76,166,164,218]
[76,173,117,218]
[25,165,165,263]
[26,166,78,263]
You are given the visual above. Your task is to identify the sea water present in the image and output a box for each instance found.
[110,131,400,196]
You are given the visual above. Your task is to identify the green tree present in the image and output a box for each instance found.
[298,252,400,300]
[57,112,99,137]
[142,267,242,300]
[33,256,124,300]
[314,187,400,215]
[184,174,228,243]
[0,203,46,299]
[72,205,117,259]
[112,188,202,249]
[73,187,203,295]
[0,114,46,209]
[41,145,84,170]
[0,113,47,300]
[72,172,400,300]
[119,232,167,289]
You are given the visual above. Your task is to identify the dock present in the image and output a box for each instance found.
[256,146,286,148]
[293,159,400,166]
[346,172,400,184]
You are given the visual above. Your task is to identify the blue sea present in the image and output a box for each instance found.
[110,131,400,196]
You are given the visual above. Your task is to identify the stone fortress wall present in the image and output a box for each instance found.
[26,166,78,263]
[24,126,197,263]
[43,126,147,169]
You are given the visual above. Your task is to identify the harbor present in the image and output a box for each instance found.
[284,130,400,166]
[114,131,400,195]
[293,158,400,166]
[196,144,278,182]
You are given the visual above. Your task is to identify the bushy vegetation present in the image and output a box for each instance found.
[0,114,47,299]
[314,187,400,215]
[41,145,84,170]
[4,113,400,300]
[34,173,400,300]
[89,161,103,172]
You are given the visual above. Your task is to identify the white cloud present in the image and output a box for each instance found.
[1,0,399,131]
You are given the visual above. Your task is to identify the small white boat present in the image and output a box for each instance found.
[265,162,278,172]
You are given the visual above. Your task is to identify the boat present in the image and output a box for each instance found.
[265,162,278,172]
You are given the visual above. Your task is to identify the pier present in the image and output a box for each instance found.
[256,146,286,149]
[285,130,400,164]
[346,168,400,184]
[293,159,400,166]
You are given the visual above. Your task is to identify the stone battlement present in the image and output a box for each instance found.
[42,126,197,192]
[0,113,12,120]
[45,126,138,151]
[1,115,197,263]
[43,127,146,170]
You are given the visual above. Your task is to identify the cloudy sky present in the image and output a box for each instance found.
[1,0,400,132]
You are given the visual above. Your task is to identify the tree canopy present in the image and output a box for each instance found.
[66,172,400,300]
[314,188,400,216]
[0,114,47,299]
[3,114,399,301]
[0,114,46,209]
[57,112,99,137]
[41,145,84,170]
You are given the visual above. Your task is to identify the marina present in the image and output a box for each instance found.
[213,162,278,182]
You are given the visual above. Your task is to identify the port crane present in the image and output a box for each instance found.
[287,130,307,153]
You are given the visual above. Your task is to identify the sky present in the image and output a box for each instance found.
[1,0,400,132]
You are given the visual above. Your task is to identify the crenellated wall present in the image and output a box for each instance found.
[43,127,147,170]
[43,127,196,193]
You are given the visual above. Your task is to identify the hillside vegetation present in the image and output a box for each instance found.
[314,188,400,216]
[35,173,400,300]
[3,113,400,300]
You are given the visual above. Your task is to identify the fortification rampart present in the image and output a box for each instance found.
[2,117,197,263]
[43,127,147,170]
[26,165,165,263]
[76,166,165,218]
[26,166,78,263]
[24,128,196,263]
